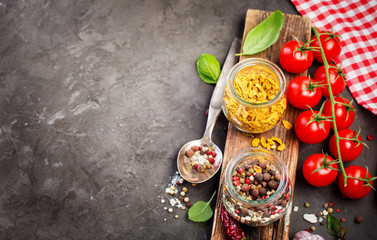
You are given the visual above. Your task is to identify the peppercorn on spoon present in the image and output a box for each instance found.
[177,38,240,183]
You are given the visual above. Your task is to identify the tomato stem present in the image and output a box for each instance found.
[313,27,348,187]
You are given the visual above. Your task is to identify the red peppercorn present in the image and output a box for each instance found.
[194,164,198,169]
[336,208,340,213]
[209,158,215,163]
[233,181,240,186]
[206,151,211,155]
[232,176,239,181]
[367,135,373,141]
[245,178,251,184]
[285,193,290,200]
[277,209,283,214]
[329,202,334,207]
[238,168,244,174]
[198,146,202,151]
[211,151,217,157]
[235,209,240,214]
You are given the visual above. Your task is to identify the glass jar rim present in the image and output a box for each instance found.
[227,58,286,108]
[225,147,289,205]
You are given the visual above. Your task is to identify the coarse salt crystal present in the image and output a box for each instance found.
[303,213,318,224]
[170,198,177,207]
[161,199,165,204]
[293,206,299,212]
[170,197,183,208]
[322,210,328,216]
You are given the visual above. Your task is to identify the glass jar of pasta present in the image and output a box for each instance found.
[222,148,292,226]
[222,58,287,133]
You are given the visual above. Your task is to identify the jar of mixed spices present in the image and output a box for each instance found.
[222,58,287,133]
[222,148,292,226]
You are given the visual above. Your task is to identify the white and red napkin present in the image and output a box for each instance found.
[292,0,377,114]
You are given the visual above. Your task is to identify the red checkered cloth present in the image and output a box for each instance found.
[291,0,377,115]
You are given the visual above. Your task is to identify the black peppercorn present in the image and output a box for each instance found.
[255,172,263,182]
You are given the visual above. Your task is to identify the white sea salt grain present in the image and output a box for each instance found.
[293,206,299,212]
[303,213,318,224]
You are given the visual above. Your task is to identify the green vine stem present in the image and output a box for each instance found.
[312,27,377,189]
[312,27,349,186]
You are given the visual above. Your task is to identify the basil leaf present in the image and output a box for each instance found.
[327,214,343,237]
[196,54,221,84]
[239,10,284,56]
[188,191,216,222]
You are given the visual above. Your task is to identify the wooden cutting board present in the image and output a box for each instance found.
[211,9,311,240]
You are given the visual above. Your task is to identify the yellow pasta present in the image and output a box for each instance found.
[252,138,260,147]
[223,65,287,133]
[282,120,293,130]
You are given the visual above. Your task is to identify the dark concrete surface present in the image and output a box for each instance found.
[0,0,376,239]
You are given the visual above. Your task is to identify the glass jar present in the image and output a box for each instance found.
[222,148,292,226]
[222,58,287,133]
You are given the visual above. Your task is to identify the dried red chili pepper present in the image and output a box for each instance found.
[220,205,247,240]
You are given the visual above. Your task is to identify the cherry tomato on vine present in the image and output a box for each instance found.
[287,76,321,109]
[295,110,330,144]
[323,97,355,130]
[303,154,338,187]
[338,165,372,199]
[310,30,342,63]
[279,40,313,74]
[329,129,363,162]
[313,64,345,98]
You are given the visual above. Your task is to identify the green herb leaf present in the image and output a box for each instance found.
[188,191,216,222]
[196,54,221,84]
[327,214,347,239]
[239,10,284,56]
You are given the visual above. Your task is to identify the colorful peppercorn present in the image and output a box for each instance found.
[355,216,363,223]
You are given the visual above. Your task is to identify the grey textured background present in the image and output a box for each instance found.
[0,0,376,239]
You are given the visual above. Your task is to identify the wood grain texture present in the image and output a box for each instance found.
[211,9,311,240]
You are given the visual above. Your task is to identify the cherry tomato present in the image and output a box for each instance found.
[338,165,372,199]
[279,40,313,74]
[303,154,338,187]
[294,110,330,144]
[310,30,342,63]
[329,129,363,162]
[323,97,355,130]
[287,76,321,109]
[313,64,345,98]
